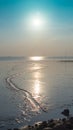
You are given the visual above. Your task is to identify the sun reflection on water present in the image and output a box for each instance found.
[34,72,41,78]
[34,80,40,95]
[33,63,42,99]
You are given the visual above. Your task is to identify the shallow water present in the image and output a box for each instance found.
[0,59,73,129]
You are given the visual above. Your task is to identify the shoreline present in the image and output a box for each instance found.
[7,109,73,130]
[7,117,73,130]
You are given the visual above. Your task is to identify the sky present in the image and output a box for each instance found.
[0,0,73,56]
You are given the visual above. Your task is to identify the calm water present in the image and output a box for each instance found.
[0,57,73,129]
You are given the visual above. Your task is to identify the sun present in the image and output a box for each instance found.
[32,17,43,28]
[28,13,45,30]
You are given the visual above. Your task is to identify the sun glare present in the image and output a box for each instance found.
[30,56,43,61]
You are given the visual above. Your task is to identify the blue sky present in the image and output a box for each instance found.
[0,0,73,56]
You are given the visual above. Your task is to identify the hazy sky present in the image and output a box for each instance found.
[0,0,73,56]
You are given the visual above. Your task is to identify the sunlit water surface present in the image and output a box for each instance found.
[0,57,73,129]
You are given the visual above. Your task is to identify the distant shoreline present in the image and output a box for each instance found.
[60,60,73,62]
